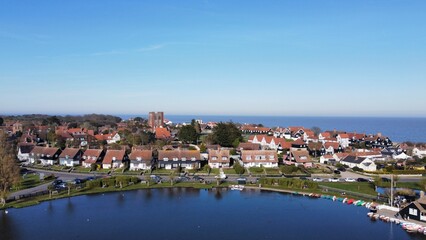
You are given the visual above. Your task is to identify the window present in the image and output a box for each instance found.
[246,156,252,160]
[222,157,228,160]
[409,208,418,216]
[163,158,169,161]
[212,157,217,160]
[181,157,186,161]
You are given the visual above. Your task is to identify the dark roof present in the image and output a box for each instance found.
[341,155,366,164]
[19,144,34,154]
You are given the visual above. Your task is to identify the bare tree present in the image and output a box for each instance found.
[0,133,20,206]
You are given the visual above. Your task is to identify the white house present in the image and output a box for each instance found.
[413,147,426,158]
[157,150,202,170]
[102,150,127,169]
[59,148,83,167]
[82,149,104,168]
[17,144,34,162]
[29,146,61,165]
[336,133,350,148]
[208,149,230,168]
[340,156,377,171]
[240,150,278,168]
[128,150,152,170]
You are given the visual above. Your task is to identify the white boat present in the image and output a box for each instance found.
[230,185,244,191]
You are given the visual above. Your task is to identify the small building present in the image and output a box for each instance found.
[399,192,426,222]
[17,143,34,162]
[208,149,230,168]
[128,149,152,171]
[240,150,278,168]
[157,150,202,170]
[102,150,127,169]
[340,155,377,171]
[82,149,105,168]
[59,148,83,167]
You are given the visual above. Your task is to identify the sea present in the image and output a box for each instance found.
[1,188,422,240]
[119,115,426,143]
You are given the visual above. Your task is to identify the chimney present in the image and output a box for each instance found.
[377,132,382,137]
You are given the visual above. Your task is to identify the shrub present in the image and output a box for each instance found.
[352,166,363,172]
[233,161,245,175]
[90,163,97,172]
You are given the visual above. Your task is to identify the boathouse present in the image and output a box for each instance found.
[399,192,426,222]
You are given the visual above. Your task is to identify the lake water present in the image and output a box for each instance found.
[120,115,426,143]
[0,188,423,240]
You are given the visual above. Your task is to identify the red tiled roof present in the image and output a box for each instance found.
[59,148,81,159]
[158,150,201,160]
[291,150,312,163]
[103,150,126,164]
[208,149,230,163]
[241,150,277,163]
[155,127,171,139]
[129,150,152,161]
[31,146,60,156]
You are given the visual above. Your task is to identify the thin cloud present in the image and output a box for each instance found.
[136,44,165,52]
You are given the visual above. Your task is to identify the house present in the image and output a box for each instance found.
[17,143,34,162]
[240,150,278,168]
[155,127,171,139]
[319,155,336,165]
[399,192,426,222]
[95,132,121,144]
[59,148,83,167]
[413,146,426,158]
[285,150,313,168]
[336,133,350,148]
[240,125,272,135]
[102,150,127,169]
[82,149,105,168]
[29,146,61,165]
[324,142,343,155]
[318,132,331,143]
[307,142,325,157]
[128,149,152,171]
[208,149,230,168]
[290,139,307,151]
[237,142,261,151]
[339,155,377,171]
[157,150,202,170]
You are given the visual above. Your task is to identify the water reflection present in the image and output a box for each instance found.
[66,198,74,214]
[0,211,19,240]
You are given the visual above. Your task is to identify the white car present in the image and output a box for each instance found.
[312,177,323,182]
[328,178,340,182]
[344,178,356,182]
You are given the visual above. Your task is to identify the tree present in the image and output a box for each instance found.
[212,122,242,147]
[0,133,20,206]
[311,126,322,136]
[178,125,198,144]
[0,117,3,126]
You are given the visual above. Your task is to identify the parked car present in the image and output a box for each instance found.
[72,178,83,184]
[177,176,190,182]
[357,178,369,182]
[52,179,63,186]
[312,177,323,182]
[337,167,346,172]
[381,177,391,182]
[55,182,67,190]
[328,178,340,182]
[333,170,341,174]
[150,175,162,183]
[344,178,356,182]
[192,176,204,182]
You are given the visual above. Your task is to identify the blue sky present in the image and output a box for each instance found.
[0,0,425,117]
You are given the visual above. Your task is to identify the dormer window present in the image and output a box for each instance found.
[112,157,116,161]
[136,157,142,161]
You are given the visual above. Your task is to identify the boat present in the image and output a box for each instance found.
[332,196,336,201]
[369,203,378,213]
[367,212,374,218]
[347,199,354,204]
[230,185,244,191]
[405,224,420,233]
[342,198,348,203]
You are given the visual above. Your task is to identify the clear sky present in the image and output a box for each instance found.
[0,0,425,117]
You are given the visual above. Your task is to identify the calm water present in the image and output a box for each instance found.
[0,188,422,240]
[120,115,426,143]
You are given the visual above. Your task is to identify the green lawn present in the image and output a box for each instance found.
[223,168,237,175]
[265,168,281,175]
[319,182,377,196]
[249,167,265,174]
[12,174,46,192]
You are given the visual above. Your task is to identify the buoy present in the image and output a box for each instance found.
[5,210,8,214]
